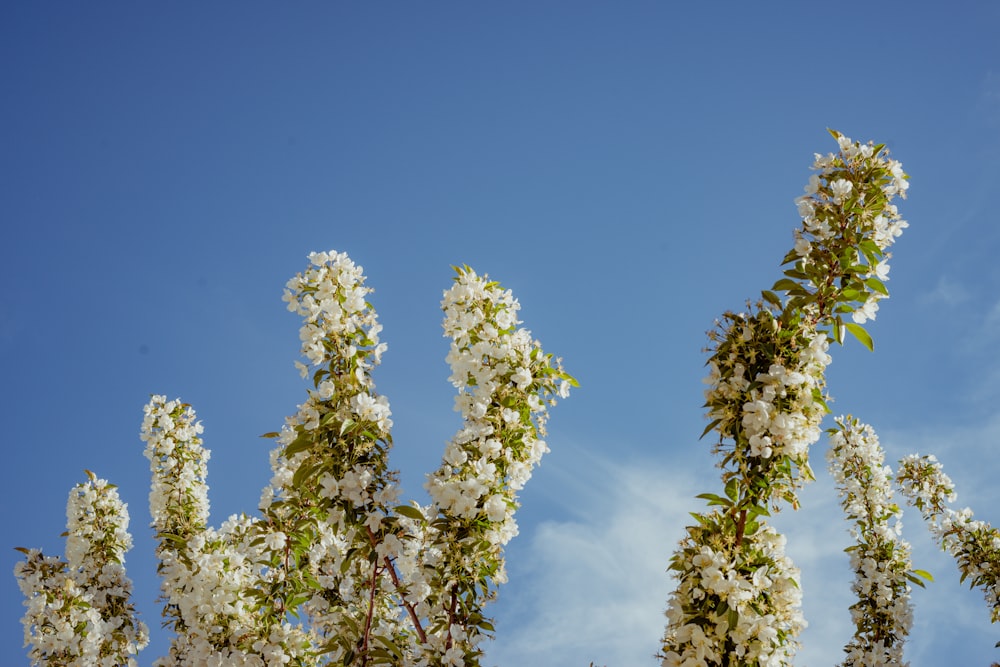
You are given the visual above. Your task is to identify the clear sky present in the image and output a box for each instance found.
[3,3,999,665]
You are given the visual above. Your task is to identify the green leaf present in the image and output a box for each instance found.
[369,649,394,664]
[259,431,281,439]
[865,276,889,296]
[292,462,320,488]
[780,249,801,266]
[284,432,313,457]
[832,317,844,345]
[695,493,732,508]
[285,594,310,611]
[728,606,740,630]
[700,418,723,440]
[394,505,426,522]
[843,322,874,352]
[689,512,711,526]
[158,533,189,547]
[910,568,934,582]
[724,478,739,503]
[772,278,801,293]
[858,237,881,258]
[374,635,404,659]
[761,290,782,307]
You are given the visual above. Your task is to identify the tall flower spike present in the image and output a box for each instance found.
[663,133,908,667]
[416,266,574,666]
[141,395,210,552]
[897,454,1000,624]
[828,417,921,666]
[16,251,575,667]
[771,130,909,348]
[142,396,287,666]
[262,250,406,665]
[15,472,148,667]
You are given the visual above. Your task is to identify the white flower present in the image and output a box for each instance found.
[483,494,508,523]
[803,174,821,196]
[873,260,890,281]
[830,178,853,204]
[852,297,880,324]
[511,366,532,390]
[265,532,287,551]
[828,417,914,663]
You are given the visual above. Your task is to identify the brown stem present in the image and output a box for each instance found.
[283,533,290,572]
[359,558,379,666]
[734,509,748,549]
[445,586,458,649]
[365,526,427,644]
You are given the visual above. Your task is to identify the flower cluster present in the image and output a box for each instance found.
[81,252,570,667]
[141,395,305,666]
[266,249,396,523]
[704,306,831,511]
[663,133,910,666]
[141,396,210,550]
[284,250,388,382]
[266,250,394,521]
[412,266,573,665]
[15,472,148,666]
[264,250,406,664]
[897,454,1000,623]
[775,130,909,344]
[828,417,919,666]
[429,266,571,525]
[661,515,806,667]
[679,310,827,661]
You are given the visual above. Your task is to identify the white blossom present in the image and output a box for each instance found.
[828,417,915,666]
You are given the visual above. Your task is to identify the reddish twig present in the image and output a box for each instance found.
[365,526,427,644]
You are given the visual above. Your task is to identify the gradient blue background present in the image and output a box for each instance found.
[3,3,998,665]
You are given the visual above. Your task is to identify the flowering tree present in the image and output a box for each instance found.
[14,132,998,666]
[658,131,997,666]
[659,130,910,666]
[15,253,574,666]
[14,473,148,666]
[897,454,1000,624]
[826,417,919,665]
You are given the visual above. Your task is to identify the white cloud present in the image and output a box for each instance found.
[920,275,970,307]
[986,299,1000,330]
[976,70,1000,129]
[483,429,999,667]
[768,472,856,666]
[486,452,708,667]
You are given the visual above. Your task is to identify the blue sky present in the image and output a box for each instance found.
[2,3,999,665]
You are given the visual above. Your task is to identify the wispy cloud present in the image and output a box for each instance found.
[487,451,708,667]
[986,299,1000,332]
[919,275,971,307]
[485,429,999,667]
[976,70,1000,129]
